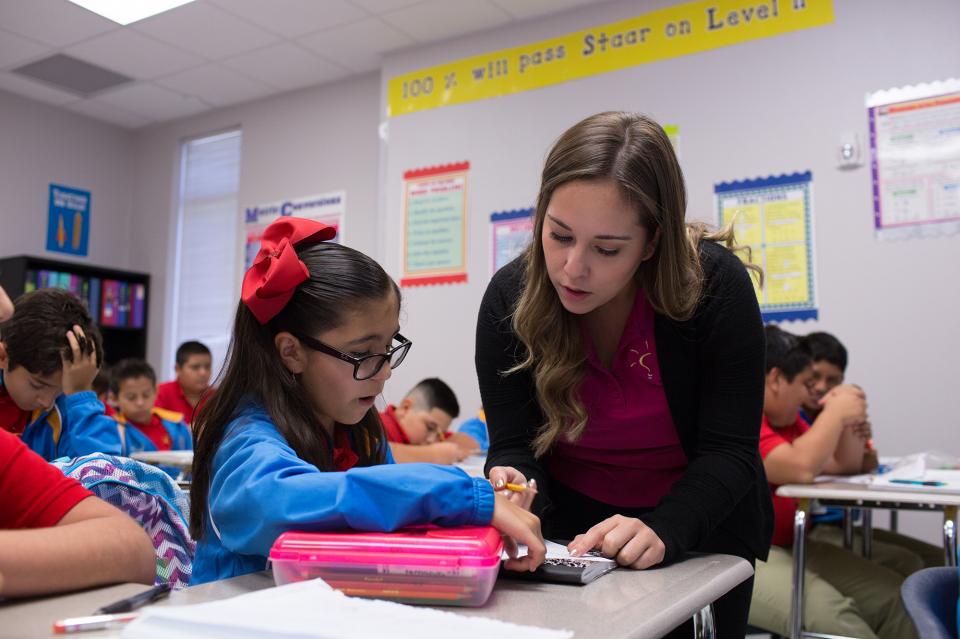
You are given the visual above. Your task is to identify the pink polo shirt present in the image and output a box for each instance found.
[548,289,687,508]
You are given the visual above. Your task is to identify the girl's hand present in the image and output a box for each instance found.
[487,466,536,510]
[568,515,666,569]
[61,325,99,395]
[492,493,545,572]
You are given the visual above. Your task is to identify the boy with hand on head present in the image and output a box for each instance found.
[155,341,213,425]
[0,289,121,460]
[380,378,478,464]
[749,325,916,639]
[111,358,192,455]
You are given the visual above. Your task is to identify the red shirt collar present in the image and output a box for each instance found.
[0,379,31,436]
[379,405,410,444]
[332,425,359,471]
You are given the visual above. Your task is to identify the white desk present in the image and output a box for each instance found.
[776,482,960,639]
[0,554,752,639]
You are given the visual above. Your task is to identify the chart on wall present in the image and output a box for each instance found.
[46,183,90,257]
[243,191,344,268]
[401,162,469,287]
[866,78,960,240]
[490,208,533,275]
[715,172,817,323]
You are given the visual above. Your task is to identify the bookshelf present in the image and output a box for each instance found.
[0,255,149,364]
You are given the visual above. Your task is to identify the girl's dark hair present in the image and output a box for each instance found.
[189,242,400,539]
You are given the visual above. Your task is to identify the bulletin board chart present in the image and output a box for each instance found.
[867,78,960,240]
[490,208,533,275]
[243,191,344,269]
[401,162,469,287]
[715,172,818,323]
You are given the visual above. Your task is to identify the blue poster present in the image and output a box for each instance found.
[46,184,90,257]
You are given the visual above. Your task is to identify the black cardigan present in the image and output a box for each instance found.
[475,241,774,563]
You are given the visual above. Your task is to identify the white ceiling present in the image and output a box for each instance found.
[0,0,610,129]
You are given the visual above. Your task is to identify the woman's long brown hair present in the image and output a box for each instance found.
[510,111,760,457]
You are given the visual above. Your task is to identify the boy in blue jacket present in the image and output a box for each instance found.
[111,358,192,457]
[0,289,121,460]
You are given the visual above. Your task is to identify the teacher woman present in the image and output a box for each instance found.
[477,112,773,637]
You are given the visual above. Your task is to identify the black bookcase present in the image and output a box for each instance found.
[0,255,150,364]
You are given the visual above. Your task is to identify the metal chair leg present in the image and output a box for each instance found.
[692,604,715,639]
[790,499,809,639]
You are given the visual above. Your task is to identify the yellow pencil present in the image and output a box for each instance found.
[503,482,536,493]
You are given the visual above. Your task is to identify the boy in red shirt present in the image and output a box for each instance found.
[111,358,192,455]
[155,341,213,425]
[748,326,915,639]
[380,378,478,464]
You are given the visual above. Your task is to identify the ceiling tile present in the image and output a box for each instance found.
[221,43,349,91]
[64,29,205,80]
[348,0,425,14]
[66,98,154,128]
[155,64,274,107]
[131,2,278,60]
[0,0,117,47]
[299,17,414,73]
[0,71,79,105]
[379,0,511,43]
[97,82,210,121]
[209,0,367,38]
[489,0,606,20]
[0,28,50,70]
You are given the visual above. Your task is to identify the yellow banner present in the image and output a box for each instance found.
[388,0,833,117]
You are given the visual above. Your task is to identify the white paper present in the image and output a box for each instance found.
[122,579,571,639]
[503,540,615,564]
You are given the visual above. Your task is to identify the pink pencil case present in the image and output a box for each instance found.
[269,526,503,606]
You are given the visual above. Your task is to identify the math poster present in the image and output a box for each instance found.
[401,162,469,287]
[716,172,818,323]
[46,183,90,257]
[867,78,960,240]
[490,208,533,275]
[243,191,344,269]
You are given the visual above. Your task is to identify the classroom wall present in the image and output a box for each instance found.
[0,89,135,270]
[129,72,382,377]
[378,0,960,543]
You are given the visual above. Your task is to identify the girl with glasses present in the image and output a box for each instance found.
[190,217,545,585]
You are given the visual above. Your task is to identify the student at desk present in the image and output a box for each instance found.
[477,112,773,638]
[189,217,545,585]
[749,326,916,639]
[381,377,477,464]
[801,330,943,574]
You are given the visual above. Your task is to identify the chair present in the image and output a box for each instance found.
[901,567,959,639]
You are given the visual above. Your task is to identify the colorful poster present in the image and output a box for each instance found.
[715,172,817,323]
[388,0,833,117]
[867,78,960,240]
[490,208,534,275]
[401,162,469,287]
[46,184,90,257]
[243,191,345,268]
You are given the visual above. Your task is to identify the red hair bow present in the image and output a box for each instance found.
[241,217,336,324]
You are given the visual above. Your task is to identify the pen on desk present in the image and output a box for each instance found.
[95,583,171,614]
[52,613,138,634]
[889,479,947,487]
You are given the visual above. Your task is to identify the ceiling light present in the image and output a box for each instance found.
[68,0,196,25]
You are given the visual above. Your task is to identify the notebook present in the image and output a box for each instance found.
[122,578,571,639]
[501,540,617,585]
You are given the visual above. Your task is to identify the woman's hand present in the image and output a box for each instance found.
[568,514,666,569]
[487,466,537,510]
[491,493,545,572]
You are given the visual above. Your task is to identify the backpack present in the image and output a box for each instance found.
[53,453,195,589]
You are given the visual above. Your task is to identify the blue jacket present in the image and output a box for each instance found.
[1,371,122,461]
[117,407,193,455]
[191,403,495,585]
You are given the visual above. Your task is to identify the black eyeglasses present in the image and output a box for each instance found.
[294,332,412,381]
